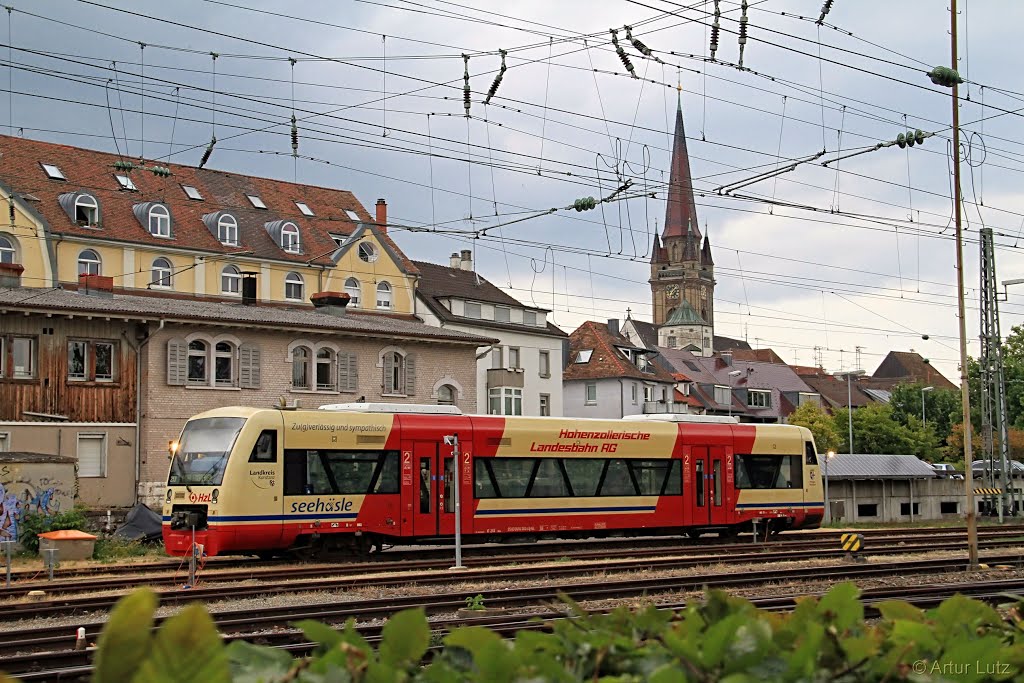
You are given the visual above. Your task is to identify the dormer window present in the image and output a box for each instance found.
[246,194,267,209]
[296,201,314,216]
[181,185,203,200]
[218,214,237,245]
[115,174,137,191]
[575,349,593,363]
[148,204,170,237]
[280,222,300,253]
[524,310,538,326]
[74,194,99,226]
[41,163,65,180]
[494,306,510,323]
[345,209,360,221]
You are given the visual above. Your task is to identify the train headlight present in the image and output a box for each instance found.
[212,489,219,504]
[165,489,172,503]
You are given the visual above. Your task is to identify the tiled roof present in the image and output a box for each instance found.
[657,346,743,414]
[722,348,785,364]
[412,260,565,338]
[698,356,815,420]
[0,287,494,345]
[564,321,675,383]
[799,374,874,409]
[0,134,416,273]
[625,317,658,348]
[822,453,937,480]
[714,334,751,351]
[871,351,957,391]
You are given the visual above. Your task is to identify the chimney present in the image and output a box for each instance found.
[607,318,620,337]
[241,271,258,306]
[449,252,461,269]
[78,273,114,298]
[562,338,572,370]
[375,198,387,233]
[721,351,733,367]
[310,291,350,317]
[0,262,24,288]
[459,249,473,271]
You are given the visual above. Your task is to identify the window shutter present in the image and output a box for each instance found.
[77,435,105,477]
[383,353,395,394]
[338,352,358,392]
[239,343,261,389]
[404,354,416,395]
[166,339,186,386]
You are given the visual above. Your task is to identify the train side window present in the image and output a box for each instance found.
[662,460,682,495]
[443,457,454,513]
[805,441,817,465]
[695,460,705,506]
[599,459,638,496]
[528,458,571,497]
[789,454,804,489]
[486,458,534,498]
[630,459,673,496]
[370,452,400,494]
[562,458,603,496]
[419,458,431,513]
[735,454,802,489]
[283,450,306,495]
[474,459,500,498]
[248,430,277,463]
[712,460,722,506]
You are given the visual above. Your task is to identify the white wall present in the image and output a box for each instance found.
[563,378,675,419]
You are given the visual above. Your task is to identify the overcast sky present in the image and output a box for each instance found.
[10,0,1024,382]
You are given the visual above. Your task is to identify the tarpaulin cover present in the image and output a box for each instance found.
[113,503,163,542]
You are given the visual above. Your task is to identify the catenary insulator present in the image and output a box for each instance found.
[610,29,637,78]
[199,136,216,169]
[738,0,748,69]
[462,54,471,117]
[710,0,721,60]
[817,0,834,25]
[483,50,507,105]
[290,114,298,156]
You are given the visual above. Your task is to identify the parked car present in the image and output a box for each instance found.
[930,463,964,480]
[971,459,1024,479]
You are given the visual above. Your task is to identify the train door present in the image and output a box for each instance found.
[410,441,457,537]
[689,447,711,525]
[708,446,730,526]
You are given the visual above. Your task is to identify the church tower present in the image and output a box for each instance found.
[650,94,715,355]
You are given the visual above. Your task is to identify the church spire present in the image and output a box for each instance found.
[661,93,699,241]
[683,217,698,261]
[701,229,714,266]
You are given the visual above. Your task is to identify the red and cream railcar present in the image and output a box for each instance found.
[163,404,823,557]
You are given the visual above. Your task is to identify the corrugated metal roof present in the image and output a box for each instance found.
[821,453,936,480]
[862,388,892,403]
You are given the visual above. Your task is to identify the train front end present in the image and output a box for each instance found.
[162,408,265,557]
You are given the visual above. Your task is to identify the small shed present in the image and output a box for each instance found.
[0,452,77,547]
[820,454,959,523]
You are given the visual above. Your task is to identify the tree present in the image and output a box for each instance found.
[832,404,940,460]
[787,402,841,454]
[888,383,960,445]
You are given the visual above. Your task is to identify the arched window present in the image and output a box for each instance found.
[0,235,16,264]
[217,214,238,245]
[280,222,300,253]
[344,277,361,308]
[148,204,171,237]
[221,265,241,295]
[151,257,172,288]
[187,340,207,384]
[214,341,235,387]
[376,281,392,309]
[74,194,99,226]
[316,348,335,391]
[78,249,101,276]
[284,272,304,301]
[358,242,378,263]
[291,345,311,390]
[437,384,456,406]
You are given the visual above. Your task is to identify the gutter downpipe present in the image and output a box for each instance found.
[619,379,625,418]
[132,319,164,503]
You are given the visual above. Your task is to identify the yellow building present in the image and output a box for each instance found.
[0,134,418,312]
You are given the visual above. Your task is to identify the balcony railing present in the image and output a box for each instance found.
[642,401,689,414]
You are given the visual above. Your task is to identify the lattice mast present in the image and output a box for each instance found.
[979,226,1011,520]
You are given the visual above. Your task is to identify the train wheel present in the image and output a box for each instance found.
[685,530,704,539]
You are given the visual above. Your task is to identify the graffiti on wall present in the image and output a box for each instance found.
[0,466,71,542]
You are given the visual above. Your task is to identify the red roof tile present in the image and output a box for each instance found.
[564,321,675,383]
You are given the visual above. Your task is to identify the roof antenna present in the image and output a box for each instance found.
[199,53,218,169]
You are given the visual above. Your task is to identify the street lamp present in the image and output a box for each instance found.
[833,370,866,456]
[921,386,934,429]
[727,369,742,418]
[824,450,836,523]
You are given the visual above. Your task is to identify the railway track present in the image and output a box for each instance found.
[4,526,1023,605]
[8,523,1023,585]
[5,557,1024,681]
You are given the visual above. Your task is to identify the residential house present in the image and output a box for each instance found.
[414,252,566,416]
[871,351,957,391]
[0,285,492,506]
[794,367,875,412]
[563,320,677,418]
[658,347,746,417]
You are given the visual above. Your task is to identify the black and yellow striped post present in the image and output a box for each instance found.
[840,532,865,562]
[974,488,1002,496]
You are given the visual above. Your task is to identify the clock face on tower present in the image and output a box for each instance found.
[666,284,680,300]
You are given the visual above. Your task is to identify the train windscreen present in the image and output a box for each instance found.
[168,417,246,486]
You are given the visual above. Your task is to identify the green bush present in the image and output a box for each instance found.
[2,582,1021,682]
[17,506,89,554]
[92,537,155,562]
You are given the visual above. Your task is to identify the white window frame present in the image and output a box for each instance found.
[68,339,88,381]
[291,345,312,390]
[539,350,550,378]
[464,301,481,319]
[644,385,655,402]
[798,392,821,406]
[376,281,392,309]
[584,382,597,405]
[148,204,171,237]
[247,194,267,209]
[280,222,301,253]
[77,432,107,478]
[187,339,209,385]
[358,242,379,263]
[632,382,638,404]
[315,348,336,391]
[284,271,304,301]
[491,347,503,369]
[748,389,771,408]
[344,277,361,307]
[508,347,520,369]
[524,310,538,326]
[151,257,173,289]
[115,174,137,191]
[78,249,101,276]
[213,341,235,387]
[9,336,35,379]
[296,201,314,216]
[221,265,241,295]
[494,306,510,322]
[0,234,17,264]
[217,214,238,245]
[575,349,593,364]
[714,385,731,405]
[74,194,99,226]
[182,185,203,200]
[488,387,523,416]
[539,394,550,416]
